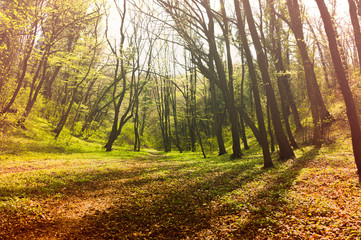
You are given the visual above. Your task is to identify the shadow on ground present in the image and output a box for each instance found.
[1,147,321,240]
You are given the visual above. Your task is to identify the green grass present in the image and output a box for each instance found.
[1,113,361,239]
[1,138,360,239]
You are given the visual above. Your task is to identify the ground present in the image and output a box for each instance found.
[1,126,361,239]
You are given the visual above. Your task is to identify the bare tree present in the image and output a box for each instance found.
[156,0,242,158]
[104,0,149,151]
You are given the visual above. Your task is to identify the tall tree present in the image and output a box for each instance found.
[0,1,40,114]
[157,0,242,158]
[348,0,361,73]
[315,0,361,181]
[202,0,242,158]
[269,0,298,149]
[53,14,101,138]
[234,0,273,167]
[239,51,250,150]
[285,0,333,145]
[104,0,148,151]
[242,0,294,159]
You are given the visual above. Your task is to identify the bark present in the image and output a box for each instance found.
[316,0,361,182]
[234,0,273,167]
[188,63,197,152]
[240,50,249,150]
[286,0,333,145]
[171,85,183,153]
[208,52,227,155]
[242,0,294,160]
[134,94,141,152]
[205,2,242,158]
[267,101,275,152]
[269,0,297,149]
[348,0,361,73]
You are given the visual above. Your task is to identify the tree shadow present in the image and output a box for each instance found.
[51,148,319,239]
[1,147,320,239]
[230,146,321,238]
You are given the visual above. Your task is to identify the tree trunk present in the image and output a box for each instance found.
[240,51,249,150]
[266,101,275,152]
[105,125,119,152]
[208,56,227,155]
[316,0,361,182]
[234,0,273,167]
[348,0,361,73]
[154,76,172,152]
[53,91,76,138]
[133,104,141,152]
[286,0,333,145]
[242,0,294,160]
[188,64,197,152]
[171,85,183,153]
[205,2,242,158]
[238,107,261,146]
[269,0,298,149]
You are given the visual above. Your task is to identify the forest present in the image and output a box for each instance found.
[1,0,361,239]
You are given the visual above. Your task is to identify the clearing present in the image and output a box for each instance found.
[1,136,361,239]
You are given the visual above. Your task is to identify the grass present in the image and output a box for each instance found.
[1,137,361,239]
[1,111,361,239]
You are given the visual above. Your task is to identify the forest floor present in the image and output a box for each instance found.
[1,119,361,239]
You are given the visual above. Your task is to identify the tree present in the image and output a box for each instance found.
[1,0,40,114]
[234,0,273,167]
[156,0,242,158]
[269,0,298,149]
[104,0,154,151]
[0,0,99,129]
[348,0,361,73]
[104,0,135,151]
[53,11,102,138]
[153,74,172,152]
[242,0,294,160]
[284,0,333,145]
[315,0,361,181]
